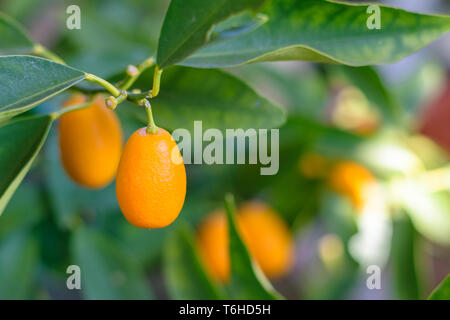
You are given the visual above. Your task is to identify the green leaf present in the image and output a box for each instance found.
[233,63,328,119]
[283,116,366,159]
[71,226,152,300]
[0,12,34,55]
[224,194,282,300]
[0,115,53,216]
[391,214,420,300]
[428,275,450,300]
[156,0,266,68]
[0,232,38,299]
[0,56,86,121]
[164,224,223,299]
[210,12,268,44]
[182,0,450,68]
[129,66,286,131]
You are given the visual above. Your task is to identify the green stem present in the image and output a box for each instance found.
[33,44,66,65]
[150,66,163,97]
[141,99,158,134]
[84,73,121,97]
[51,101,92,119]
[127,89,152,102]
[120,57,155,91]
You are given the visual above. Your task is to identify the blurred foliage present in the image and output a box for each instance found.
[0,0,449,300]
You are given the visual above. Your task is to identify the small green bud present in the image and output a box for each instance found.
[126,65,139,77]
[105,96,118,110]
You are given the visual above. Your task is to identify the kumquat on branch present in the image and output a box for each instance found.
[0,0,449,304]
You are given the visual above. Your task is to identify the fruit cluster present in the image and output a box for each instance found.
[59,94,186,228]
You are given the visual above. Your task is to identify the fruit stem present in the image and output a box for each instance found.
[149,66,163,98]
[141,99,158,134]
[33,44,66,65]
[127,89,153,102]
[120,57,155,91]
[84,73,121,97]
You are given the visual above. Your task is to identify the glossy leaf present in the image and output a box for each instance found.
[164,225,223,299]
[0,115,53,216]
[156,0,266,68]
[183,0,450,68]
[210,12,268,44]
[72,227,152,300]
[224,194,282,300]
[0,56,86,121]
[129,66,286,131]
[428,275,450,300]
[0,12,34,55]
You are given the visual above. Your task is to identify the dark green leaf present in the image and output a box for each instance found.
[428,275,450,300]
[0,115,53,216]
[156,0,266,68]
[210,12,268,43]
[71,226,152,300]
[0,12,34,55]
[0,232,38,299]
[0,56,86,121]
[129,66,286,131]
[224,194,282,299]
[232,63,328,119]
[164,225,223,299]
[183,0,450,68]
[283,116,366,160]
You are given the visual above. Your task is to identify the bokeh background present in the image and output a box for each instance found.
[0,0,449,299]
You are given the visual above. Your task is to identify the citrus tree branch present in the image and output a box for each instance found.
[84,73,121,97]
